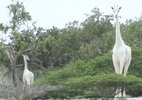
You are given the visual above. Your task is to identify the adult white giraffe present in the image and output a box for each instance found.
[111,6,132,97]
[22,54,34,85]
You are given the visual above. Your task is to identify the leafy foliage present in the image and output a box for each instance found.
[37,52,113,85]
[129,47,142,77]
[37,48,142,98]
[65,73,142,98]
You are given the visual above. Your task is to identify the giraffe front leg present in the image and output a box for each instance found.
[124,57,131,76]
[119,60,124,74]
[112,55,120,74]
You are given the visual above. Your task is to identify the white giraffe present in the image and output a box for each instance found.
[111,6,132,97]
[22,54,34,85]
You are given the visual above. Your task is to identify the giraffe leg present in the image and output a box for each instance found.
[112,55,120,74]
[115,87,122,98]
[113,55,121,98]
[119,59,125,74]
[123,58,131,76]
[122,58,131,97]
[122,87,126,97]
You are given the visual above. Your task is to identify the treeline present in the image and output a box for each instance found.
[0,0,142,99]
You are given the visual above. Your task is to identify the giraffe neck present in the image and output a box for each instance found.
[24,58,28,70]
[115,15,124,46]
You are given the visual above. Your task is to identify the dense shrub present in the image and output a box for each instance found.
[129,47,142,77]
[38,52,113,85]
[65,73,142,98]
[36,47,142,99]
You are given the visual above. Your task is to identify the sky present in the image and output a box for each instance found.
[0,0,142,29]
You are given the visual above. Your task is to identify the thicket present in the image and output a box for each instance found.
[37,48,142,99]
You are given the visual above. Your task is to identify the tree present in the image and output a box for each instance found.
[2,0,34,86]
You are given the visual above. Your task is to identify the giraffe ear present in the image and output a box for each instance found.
[119,7,121,10]
[26,55,28,58]
[111,7,114,10]
[26,55,30,60]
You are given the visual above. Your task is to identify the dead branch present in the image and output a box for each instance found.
[31,62,46,71]
[0,84,60,100]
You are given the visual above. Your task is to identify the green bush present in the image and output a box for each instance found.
[36,48,142,98]
[37,52,114,85]
[40,73,142,99]
[65,73,142,98]
[129,47,142,77]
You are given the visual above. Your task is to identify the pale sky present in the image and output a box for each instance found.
[0,0,142,29]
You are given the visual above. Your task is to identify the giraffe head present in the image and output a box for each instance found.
[111,5,121,18]
[22,54,30,61]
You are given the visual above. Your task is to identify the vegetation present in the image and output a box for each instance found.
[0,0,142,99]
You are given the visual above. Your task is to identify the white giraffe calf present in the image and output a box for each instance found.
[22,54,34,85]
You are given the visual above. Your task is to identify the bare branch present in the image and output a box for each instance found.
[0,84,61,100]
[31,62,46,71]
